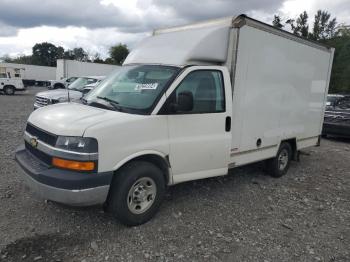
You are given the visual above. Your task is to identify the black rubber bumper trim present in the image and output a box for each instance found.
[15,146,113,190]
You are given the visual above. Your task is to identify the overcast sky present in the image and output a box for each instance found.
[0,0,349,58]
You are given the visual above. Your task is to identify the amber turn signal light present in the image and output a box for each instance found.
[52,157,95,171]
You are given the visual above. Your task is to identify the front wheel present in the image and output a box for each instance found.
[107,161,166,226]
[4,86,15,95]
[266,142,292,178]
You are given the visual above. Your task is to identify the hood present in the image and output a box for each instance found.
[28,103,119,136]
[36,89,82,101]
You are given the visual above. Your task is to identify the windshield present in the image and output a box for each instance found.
[68,77,98,91]
[327,96,342,103]
[85,65,179,113]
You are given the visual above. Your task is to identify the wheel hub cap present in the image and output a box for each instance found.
[278,149,289,170]
[127,177,156,214]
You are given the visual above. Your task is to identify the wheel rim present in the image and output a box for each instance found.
[278,149,289,171]
[127,177,156,214]
[6,88,14,95]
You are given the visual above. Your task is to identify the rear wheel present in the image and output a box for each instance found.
[266,142,292,178]
[4,86,15,95]
[107,161,165,226]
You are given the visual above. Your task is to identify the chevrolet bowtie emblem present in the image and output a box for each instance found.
[30,137,38,148]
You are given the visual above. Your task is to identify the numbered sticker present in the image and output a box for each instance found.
[135,83,158,91]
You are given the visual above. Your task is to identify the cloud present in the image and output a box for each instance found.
[0,26,148,58]
[0,22,18,36]
[0,0,349,58]
[0,0,140,32]
[279,0,350,24]
[0,0,286,36]
[152,0,284,21]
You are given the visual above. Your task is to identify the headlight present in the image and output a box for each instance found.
[55,136,98,153]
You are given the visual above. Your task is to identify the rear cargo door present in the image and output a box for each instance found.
[158,66,232,183]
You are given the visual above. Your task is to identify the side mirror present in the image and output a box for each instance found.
[170,91,193,112]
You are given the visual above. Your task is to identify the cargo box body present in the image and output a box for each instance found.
[228,19,333,166]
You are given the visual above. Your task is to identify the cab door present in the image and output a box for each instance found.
[157,66,232,184]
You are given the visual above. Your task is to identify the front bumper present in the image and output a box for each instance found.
[15,146,113,206]
[322,122,350,138]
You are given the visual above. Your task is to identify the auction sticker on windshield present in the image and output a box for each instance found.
[135,83,158,91]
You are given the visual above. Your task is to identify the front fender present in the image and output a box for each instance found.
[111,150,173,185]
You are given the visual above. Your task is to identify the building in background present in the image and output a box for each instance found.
[56,59,120,80]
[0,60,120,86]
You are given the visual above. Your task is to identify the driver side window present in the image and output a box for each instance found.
[165,70,225,114]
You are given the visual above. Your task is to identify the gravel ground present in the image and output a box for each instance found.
[0,87,349,262]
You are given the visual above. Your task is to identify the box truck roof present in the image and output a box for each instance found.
[124,14,332,67]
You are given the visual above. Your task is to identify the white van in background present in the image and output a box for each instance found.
[16,14,334,226]
[0,77,25,95]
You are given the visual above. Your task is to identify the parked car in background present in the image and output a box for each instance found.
[323,95,350,138]
[326,94,345,108]
[48,76,78,89]
[0,77,26,95]
[34,76,105,109]
[81,79,103,95]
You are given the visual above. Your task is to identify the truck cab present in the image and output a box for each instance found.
[15,15,334,226]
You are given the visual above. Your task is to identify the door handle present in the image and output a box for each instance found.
[225,116,231,132]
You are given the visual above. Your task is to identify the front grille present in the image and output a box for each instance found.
[26,123,57,146]
[25,141,52,166]
[35,96,49,107]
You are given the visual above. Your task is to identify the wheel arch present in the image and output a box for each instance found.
[281,138,297,160]
[3,84,15,89]
[111,151,172,186]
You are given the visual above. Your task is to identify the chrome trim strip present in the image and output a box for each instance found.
[230,144,277,157]
[24,131,98,161]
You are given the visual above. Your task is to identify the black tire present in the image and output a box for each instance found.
[4,86,15,95]
[266,142,292,178]
[107,161,166,226]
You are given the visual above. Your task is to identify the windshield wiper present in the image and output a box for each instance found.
[97,96,123,111]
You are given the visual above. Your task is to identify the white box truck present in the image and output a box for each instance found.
[0,65,26,95]
[15,15,334,226]
[0,62,56,86]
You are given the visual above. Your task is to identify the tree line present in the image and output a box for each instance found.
[272,10,350,94]
[1,43,129,67]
